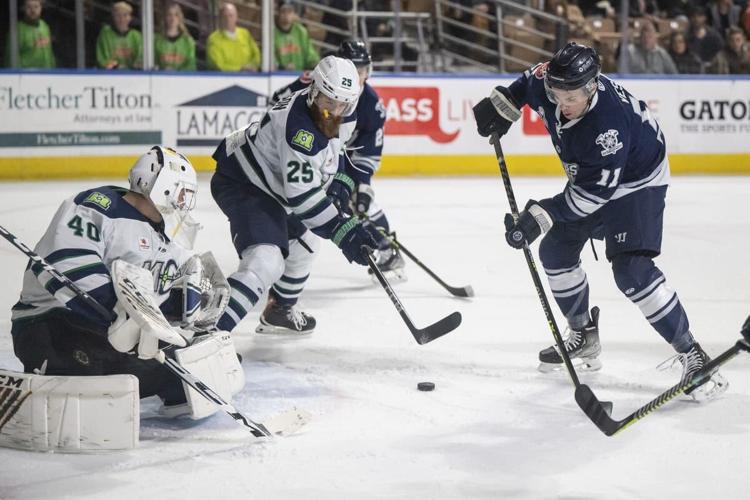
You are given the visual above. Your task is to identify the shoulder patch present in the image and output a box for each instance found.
[595,129,623,157]
[292,129,315,151]
[83,191,112,210]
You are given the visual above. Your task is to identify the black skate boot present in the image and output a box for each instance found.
[255,297,316,335]
[538,307,602,373]
[673,343,728,402]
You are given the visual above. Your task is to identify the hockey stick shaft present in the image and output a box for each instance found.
[577,338,750,436]
[0,224,272,438]
[489,134,581,387]
[364,249,461,344]
[373,227,474,298]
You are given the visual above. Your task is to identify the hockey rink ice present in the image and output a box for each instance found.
[0,175,748,499]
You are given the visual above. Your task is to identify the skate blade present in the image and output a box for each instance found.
[538,357,602,373]
[254,324,314,336]
[369,269,407,284]
[685,372,729,402]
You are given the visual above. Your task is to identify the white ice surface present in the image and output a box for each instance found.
[0,176,748,500]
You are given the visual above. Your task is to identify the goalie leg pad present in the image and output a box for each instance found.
[0,369,139,453]
[171,331,245,419]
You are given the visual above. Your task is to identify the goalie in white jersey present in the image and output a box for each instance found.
[211,55,379,334]
[10,147,233,413]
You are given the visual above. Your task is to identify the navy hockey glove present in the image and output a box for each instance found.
[332,218,379,266]
[473,86,522,138]
[327,172,356,215]
[354,183,374,216]
[504,201,553,249]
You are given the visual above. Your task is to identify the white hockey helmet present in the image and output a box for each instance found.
[306,55,360,117]
[128,146,197,215]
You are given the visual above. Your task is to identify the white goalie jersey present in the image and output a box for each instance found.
[11,186,194,329]
[214,88,357,238]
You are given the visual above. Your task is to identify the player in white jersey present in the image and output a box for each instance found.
[211,55,378,334]
[10,147,214,407]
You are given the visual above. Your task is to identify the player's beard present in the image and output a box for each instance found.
[311,104,344,139]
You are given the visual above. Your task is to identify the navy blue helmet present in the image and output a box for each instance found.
[545,42,601,91]
[337,40,371,68]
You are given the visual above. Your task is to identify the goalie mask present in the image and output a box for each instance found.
[128,146,200,247]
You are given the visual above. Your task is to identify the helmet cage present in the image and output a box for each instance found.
[129,146,197,216]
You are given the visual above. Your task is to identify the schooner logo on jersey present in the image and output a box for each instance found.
[374,86,459,143]
[595,129,623,156]
[176,86,267,147]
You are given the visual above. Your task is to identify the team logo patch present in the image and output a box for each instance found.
[292,130,315,151]
[138,237,151,250]
[84,192,111,210]
[596,129,623,156]
[532,62,549,79]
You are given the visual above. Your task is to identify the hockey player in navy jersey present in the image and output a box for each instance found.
[10,147,231,409]
[473,42,726,400]
[211,55,378,335]
[272,40,405,281]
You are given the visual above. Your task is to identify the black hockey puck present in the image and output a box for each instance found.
[417,382,435,392]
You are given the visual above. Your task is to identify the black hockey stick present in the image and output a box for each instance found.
[489,134,587,389]
[364,249,461,345]
[576,323,750,436]
[0,224,275,438]
[374,228,474,298]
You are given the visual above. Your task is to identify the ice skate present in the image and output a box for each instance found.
[255,297,316,335]
[661,343,729,402]
[538,307,602,373]
[368,246,407,283]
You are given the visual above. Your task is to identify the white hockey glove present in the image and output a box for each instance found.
[192,252,230,331]
[109,260,188,361]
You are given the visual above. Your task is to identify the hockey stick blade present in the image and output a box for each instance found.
[576,339,750,436]
[365,250,461,344]
[412,311,462,345]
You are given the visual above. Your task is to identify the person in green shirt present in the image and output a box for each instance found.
[96,1,143,70]
[6,0,56,69]
[206,2,261,72]
[155,3,196,71]
[274,0,319,70]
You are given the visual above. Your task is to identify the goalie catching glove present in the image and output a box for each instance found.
[174,252,230,331]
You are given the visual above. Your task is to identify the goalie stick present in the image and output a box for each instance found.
[0,224,307,439]
[576,325,750,436]
[364,249,461,345]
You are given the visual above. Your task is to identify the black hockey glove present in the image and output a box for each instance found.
[354,183,374,216]
[473,86,522,138]
[327,172,356,215]
[504,201,553,249]
[332,217,379,266]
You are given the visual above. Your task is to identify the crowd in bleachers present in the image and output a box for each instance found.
[3,0,750,74]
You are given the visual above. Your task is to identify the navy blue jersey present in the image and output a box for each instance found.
[508,64,670,223]
[272,76,386,185]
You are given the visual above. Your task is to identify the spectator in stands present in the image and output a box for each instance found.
[668,30,704,73]
[687,5,724,67]
[96,1,142,69]
[626,19,678,73]
[155,3,196,71]
[743,0,750,38]
[5,0,55,69]
[708,0,741,36]
[207,2,260,72]
[274,0,319,70]
[710,26,750,72]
